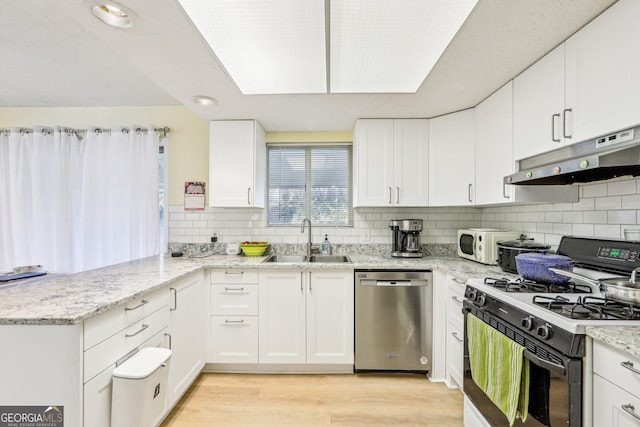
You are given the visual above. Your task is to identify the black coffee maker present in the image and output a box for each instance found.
[389,219,424,258]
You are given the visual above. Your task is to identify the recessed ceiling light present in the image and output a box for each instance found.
[90,1,136,29]
[192,95,218,106]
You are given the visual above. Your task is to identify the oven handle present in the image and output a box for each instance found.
[523,349,566,376]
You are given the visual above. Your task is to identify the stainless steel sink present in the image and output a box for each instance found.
[262,255,308,263]
[308,255,351,263]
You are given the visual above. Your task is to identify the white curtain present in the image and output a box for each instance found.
[0,126,160,274]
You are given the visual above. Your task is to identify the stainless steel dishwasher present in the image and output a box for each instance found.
[355,270,433,372]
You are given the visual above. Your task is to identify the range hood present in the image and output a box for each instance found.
[505,124,640,185]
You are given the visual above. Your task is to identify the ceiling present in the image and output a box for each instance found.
[0,0,617,131]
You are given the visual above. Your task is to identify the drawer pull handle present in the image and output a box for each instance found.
[224,319,245,324]
[452,277,466,285]
[622,404,640,421]
[164,333,172,350]
[451,332,464,343]
[451,296,463,305]
[125,300,148,311]
[170,287,177,311]
[224,271,244,275]
[125,324,149,337]
[224,286,245,292]
[621,360,640,375]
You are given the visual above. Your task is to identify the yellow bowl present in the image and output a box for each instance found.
[240,243,269,257]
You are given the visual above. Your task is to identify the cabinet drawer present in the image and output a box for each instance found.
[593,372,640,426]
[593,342,640,400]
[208,315,259,363]
[84,307,169,382]
[84,287,168,350]
[211,284,258,315]
[210,269,258,284]
[446,288,464,330]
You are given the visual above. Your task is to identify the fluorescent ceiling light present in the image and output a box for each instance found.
[177,0,477,94]
[330,0,478,93]
[178,0,327,95]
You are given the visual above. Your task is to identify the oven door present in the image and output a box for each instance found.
[463,304,582,427]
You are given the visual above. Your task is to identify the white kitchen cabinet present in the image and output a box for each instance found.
[513,44,566,160]
[209,120,266,207]
[259,269,354,365]
[475,82,515,205]
[565,0,640,144]
[592,341,640,427]
[166,270,206,408]
[445,274,466,390]
[259,270,306,363]
[514,0,640,161]
[353,119,428,207]
[428,109,475,206]
[306,269,354,364]
[208,269,260,364]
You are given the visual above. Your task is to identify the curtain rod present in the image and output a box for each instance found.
[0,126,171,138]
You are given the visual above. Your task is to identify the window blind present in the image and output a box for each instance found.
[267,145,352,226]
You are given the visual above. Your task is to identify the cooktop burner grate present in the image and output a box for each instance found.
[483,277,592,294]
[533,295,640,320]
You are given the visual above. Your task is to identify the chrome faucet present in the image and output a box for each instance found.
[301,218,312,258]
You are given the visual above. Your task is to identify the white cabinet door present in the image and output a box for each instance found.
[428,109,475,206]
[209,120,265,207]
[565,0,640,143]
[394,119,429,206]
[593,374,640,427]
[209,315,259,363]
[306,270,354,364]
[259,270,306,364]
[353,119,395,206]
[475,82,515,205]
[513,44,566,160]
[167,270,206,407]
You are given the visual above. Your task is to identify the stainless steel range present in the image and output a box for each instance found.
[463,236,640,427]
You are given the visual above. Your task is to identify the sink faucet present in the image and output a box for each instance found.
[301,218,312,258]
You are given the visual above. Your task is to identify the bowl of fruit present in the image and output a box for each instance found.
[240,241,270,257]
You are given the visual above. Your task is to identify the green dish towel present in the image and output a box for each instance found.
[467,313,530,426]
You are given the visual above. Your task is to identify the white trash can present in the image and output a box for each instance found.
[111,347,172,427]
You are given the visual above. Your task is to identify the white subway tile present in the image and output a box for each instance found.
[572,198,595,211]
[582,182,607,198]
[594,224,621,239]
[562,211,583,224]
[571,224,594,237]
[583,211,607,224]
[607,210,636,224]
[607,179,637,196]
[552,223,572,235]
[622,194,640,209]
[595,196,622,211]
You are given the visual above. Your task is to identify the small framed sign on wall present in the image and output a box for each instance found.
[184,181,205,210]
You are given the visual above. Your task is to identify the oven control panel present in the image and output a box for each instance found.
[597,246,637,262]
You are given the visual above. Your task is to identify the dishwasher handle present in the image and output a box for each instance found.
[373,280,428,287]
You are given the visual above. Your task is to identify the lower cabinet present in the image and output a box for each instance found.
[445,274,466,390]
[592,340,640,427]
[259,269,354,365]
[208,269,260,363]
[166,270,206,408]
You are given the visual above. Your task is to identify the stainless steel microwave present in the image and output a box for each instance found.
[457,229,521,265]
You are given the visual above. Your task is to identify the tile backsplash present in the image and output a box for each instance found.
[168,177,640,252]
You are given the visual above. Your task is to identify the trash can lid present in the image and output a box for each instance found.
[112,347,172,379]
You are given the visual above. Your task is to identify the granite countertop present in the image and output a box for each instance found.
[0,252,503,326]
[1,252,637,360]
[586,326,640,359]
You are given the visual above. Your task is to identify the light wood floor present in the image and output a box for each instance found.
[160,373,464,426]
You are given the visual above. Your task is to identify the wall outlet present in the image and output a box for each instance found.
[362,230,371,242]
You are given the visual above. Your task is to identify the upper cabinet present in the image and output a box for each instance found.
[475,82,514,205]
[353,119,429,207]
[428,109,475,206]
[514,0,640,161]
[209,120,266,208]
[564,0,640,143]
[513,44,566,160]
